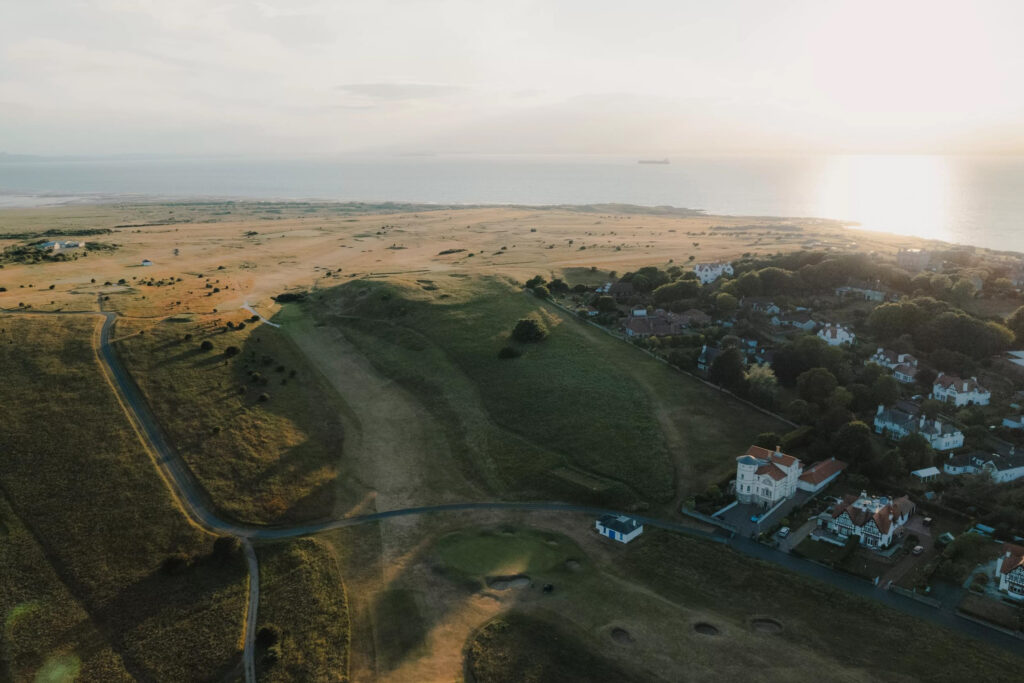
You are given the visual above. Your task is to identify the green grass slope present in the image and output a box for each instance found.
[311,276,785,507]
[0,314,247,681]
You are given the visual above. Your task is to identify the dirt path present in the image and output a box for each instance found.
[282,315,476,514]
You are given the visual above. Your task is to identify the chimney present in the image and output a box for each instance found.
[775,445,782,455]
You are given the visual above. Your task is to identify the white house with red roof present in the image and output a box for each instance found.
[931,373,991,406]
[870,347,919,384]
[824,492,914,549]
[995,544,1024,599]
[817,323,855,346]
[735,447,846,509]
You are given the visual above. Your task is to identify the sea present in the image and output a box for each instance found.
[1,154,1022,253]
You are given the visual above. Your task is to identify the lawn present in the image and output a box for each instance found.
[0,314,248,681]
[310,276,786,508]
[619,531,1023,682]
[434,527,576,577]
[255,539,350,681]
[114,313,352,525]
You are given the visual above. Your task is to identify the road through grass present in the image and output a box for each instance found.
[0,314,248,681]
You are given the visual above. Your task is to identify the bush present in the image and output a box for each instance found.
[200,340,214,351]
[511,318,548,343]
[273,291,308,303]
[224,346,240,357]
[256,625,280,649]
[258,393,270,402]
[498,346,522,359]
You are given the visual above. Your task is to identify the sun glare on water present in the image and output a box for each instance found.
[816,155,953,243]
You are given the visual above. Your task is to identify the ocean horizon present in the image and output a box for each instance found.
[2,154,1023,253]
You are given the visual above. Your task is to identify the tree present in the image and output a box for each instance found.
[797,367,838,406]
[871,374,900,407]
[532,284,550,299]
[511,318,548,343]
[1009,305,1024,342]
[951,279,976,305]
[714,292,738,314]
[224,345,240,357]
[736,271,762,297]
[653,279,699,303]
[898,433,934,471]
[200,340,214,351]
[745,363,778,407]
[709,347,746,392]
[595,295,617,312]
[753,432,783,449]
[832,421,876,470]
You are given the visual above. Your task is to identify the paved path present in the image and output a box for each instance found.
[4,307,1023,670]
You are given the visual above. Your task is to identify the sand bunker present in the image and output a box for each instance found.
[610,628,635,645]
[750,618,782,634]
[487,575,530,590]
[694,623,720,636]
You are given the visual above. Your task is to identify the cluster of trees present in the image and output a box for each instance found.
[868,297,1013,360]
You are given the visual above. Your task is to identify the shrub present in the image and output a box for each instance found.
[224,346,240,357]
[258,393,270,402]
[200,340,214,351]
[498,346,522,359]
[511,318,548,343]
[532,284,550,299]
[256,625,280,649]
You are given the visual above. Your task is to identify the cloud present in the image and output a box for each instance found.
[335,83,469,101]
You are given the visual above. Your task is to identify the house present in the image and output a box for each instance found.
[874,402,964,451]
[771,311,816,331]
[1002,415,1024,430]
[995,544,1024,599]
[817,323,855,346]
[741,297,781,315]
[676,308,711,327]
[870,348,919,383]
[932,373,990,407]
[595,282,612,294]
[693,262,734,285]
[835,286,885,302]
[797,457,848,493]
[696,344,721,373]
[36,240,85,252]
[824,492,915,549]
[897,248,931,271]
[943,449,1024,484]
[911,466,941,483]
[141,259,153,266]
[624,315,674,338]
[595,515,643,544]
[734,445,804,509]
[1006,351,1024,369]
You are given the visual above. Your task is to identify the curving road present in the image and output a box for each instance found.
[4,307,1023,677]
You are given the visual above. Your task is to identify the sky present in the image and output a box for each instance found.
[2,0,1023,157]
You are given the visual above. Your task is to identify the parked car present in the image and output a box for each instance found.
[912,545,925,555]
[778,526,791,538]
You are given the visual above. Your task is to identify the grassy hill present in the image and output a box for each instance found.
[308,275,786,508]
[0,314,247,681]
[114,314,352,525]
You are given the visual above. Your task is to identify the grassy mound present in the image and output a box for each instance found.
[312,275,785,506]
[435,527,575,577]
[115,315,349,524]
[468,612,643,683]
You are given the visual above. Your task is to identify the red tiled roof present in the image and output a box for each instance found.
[934,374,987,393]
[1000,544,1024,576]
[755,464,787,481]
[798,458,848,485]
[745,445,799,468]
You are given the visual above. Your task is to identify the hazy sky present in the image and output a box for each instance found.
[3,0,1023,156]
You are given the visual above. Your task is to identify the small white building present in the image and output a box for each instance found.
[630,307,648,317]
[911,466,941,483]
[817,323,855,346]
[693,262,734,285]
[142,259,153,266]
[932,373,990,406]
[824,492,914,549]
[595,515,643,544]
[943,450,1024,484]
[796,457,848,493]
[771,311,816,331]
[996,544,1024,599]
